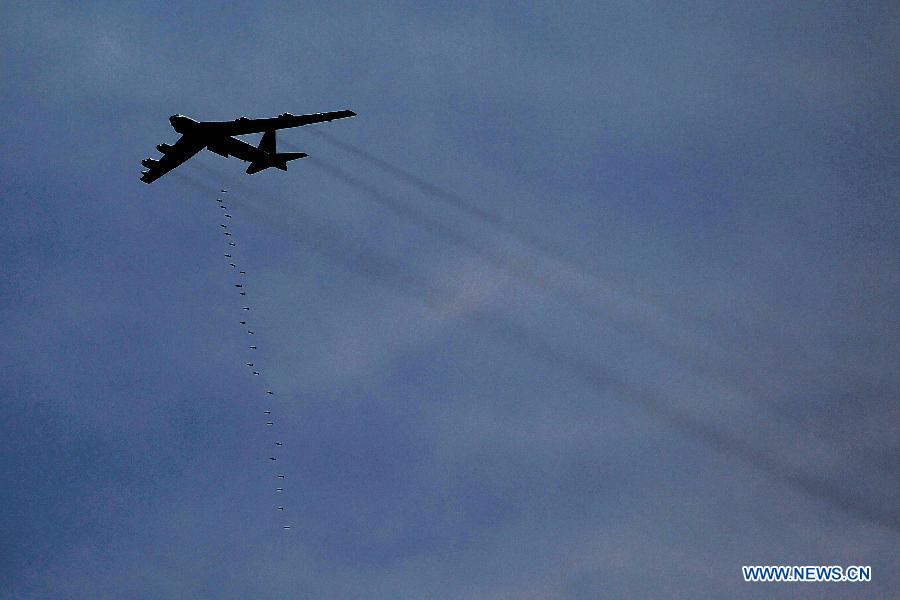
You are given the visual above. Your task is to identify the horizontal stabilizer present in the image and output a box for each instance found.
[246,162,268,175]
[245,152,307,174]
[278,152,307,162]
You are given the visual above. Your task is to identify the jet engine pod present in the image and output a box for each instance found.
[156,143,173,153]
[141,158,159,167]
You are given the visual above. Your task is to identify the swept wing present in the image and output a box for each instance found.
[201,110,356,137]
[140,134,205,184]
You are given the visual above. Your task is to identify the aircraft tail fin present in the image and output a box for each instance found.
[259,130,276,153]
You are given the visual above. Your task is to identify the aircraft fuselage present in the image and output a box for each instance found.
[140,109,355,183]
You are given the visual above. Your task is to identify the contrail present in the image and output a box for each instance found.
[290,144,756,393]
[175,170,900,532]
[304,128,539,236]
[480,315,900,534]
[291,139,896,481]
[188,158,893,491]
[298,130,870,401]
[301,156,827,437]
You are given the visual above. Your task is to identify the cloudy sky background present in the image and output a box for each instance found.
[1,2,898,598]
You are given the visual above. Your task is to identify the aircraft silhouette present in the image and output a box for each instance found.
[140,110,356,183]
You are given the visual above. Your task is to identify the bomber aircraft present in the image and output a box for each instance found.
[140,110,356,183]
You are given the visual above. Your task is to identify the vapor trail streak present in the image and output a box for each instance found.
[175,169,899,532]
[299,130,868,403]
[303,156,824,438]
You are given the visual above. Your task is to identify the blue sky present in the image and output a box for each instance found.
[1,2,898,598]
